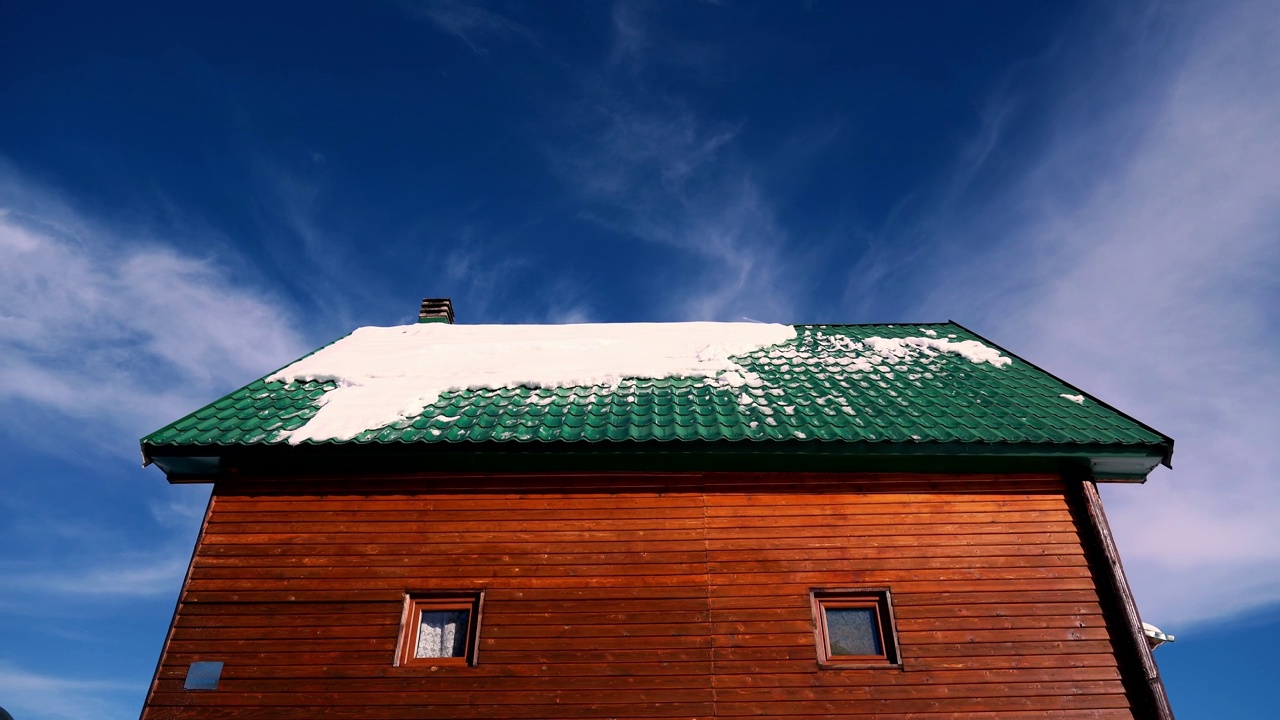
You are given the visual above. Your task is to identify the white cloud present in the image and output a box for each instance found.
[0,662,135,720]
[6,551,191,598]
[904,0,1280,627]
[0,161,308,450]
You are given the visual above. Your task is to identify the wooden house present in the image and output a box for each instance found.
[139,299,1176,719]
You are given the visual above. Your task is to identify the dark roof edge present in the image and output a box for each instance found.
[144,439,1166,484]
[948,320,1175,469]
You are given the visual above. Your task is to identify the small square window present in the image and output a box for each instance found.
[811,589,900,668]
[398,593,483,666]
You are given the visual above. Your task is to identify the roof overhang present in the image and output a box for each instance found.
[143,440,1168,484]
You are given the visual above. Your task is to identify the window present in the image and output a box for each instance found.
[811,589,900,668]
[397,593,483,666]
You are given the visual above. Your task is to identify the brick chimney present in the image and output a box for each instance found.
[418,298,455,324]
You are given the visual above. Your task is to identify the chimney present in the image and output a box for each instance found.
[418,298,455,324]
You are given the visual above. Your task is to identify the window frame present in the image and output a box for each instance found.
[396,592,484,667]
[810,588,902,669]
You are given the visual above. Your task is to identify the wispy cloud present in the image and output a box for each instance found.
[552,3,807,322]
[896,0,1280,627]
[558,100,798,321]
[5,551,190,598]
[0,662,136,720]
[399,0,539,55]
[0,161,308,452]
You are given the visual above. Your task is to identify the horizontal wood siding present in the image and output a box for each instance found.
[702,473,1135,719]
[143,472,1138,719]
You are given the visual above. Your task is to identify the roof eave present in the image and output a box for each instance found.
[948,320,1175,470]
[142,439,1168,484]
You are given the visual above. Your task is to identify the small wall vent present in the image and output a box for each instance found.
[184,661,224,690]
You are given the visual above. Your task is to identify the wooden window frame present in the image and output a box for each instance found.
[395,592,484,667]
[810,588,902,669]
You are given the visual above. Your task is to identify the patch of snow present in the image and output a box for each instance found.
[783,405,795,415]
[921,328,938,336]
[861,336,1011,368]
[717,370,745,387]
[1060,394,1085,404]
[270,321,795,443]
[794,431,807,439]
[748,421,758,429]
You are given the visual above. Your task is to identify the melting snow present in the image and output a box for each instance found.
[1060,394,1085,404]
[270,321,796,443]
[860,336,1011,368]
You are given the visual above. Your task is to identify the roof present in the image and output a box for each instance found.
[141,322,1172,479]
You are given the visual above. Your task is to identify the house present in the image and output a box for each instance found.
[139,298,1175,719]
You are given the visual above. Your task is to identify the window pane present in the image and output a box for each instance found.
[826,607,883,657]
[415,609,470,658]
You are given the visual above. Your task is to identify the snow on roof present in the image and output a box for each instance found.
[861,336,1012,368]
[269,322,797,444]
[265,322,1016,445]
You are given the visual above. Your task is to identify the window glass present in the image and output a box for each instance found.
[415,609,470,658]
[825,606,883,656]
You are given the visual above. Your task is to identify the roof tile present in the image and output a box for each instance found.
[141,323,1169,454]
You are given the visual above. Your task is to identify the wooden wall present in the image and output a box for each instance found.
[143,472,1142,719]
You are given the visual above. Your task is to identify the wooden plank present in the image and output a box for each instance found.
[209,506,709,522]
[709,555,1091,573]
[146,702,717,720]
[704,498,1071,515]
[195,551,710,568]
[703,509,1075,528]
[214,491,708,505]
[710,694,1132,716]
[711,666,1123,687]
[189,561,709,580]
[894,602,1105,618]
[1077,479,1174,720]
[707,532,1086,550]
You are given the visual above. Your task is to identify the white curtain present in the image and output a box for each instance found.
[415,610,467,658]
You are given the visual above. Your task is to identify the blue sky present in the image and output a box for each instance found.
[1,1,1278,717]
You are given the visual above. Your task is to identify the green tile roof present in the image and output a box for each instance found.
[141,323,1170,461]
